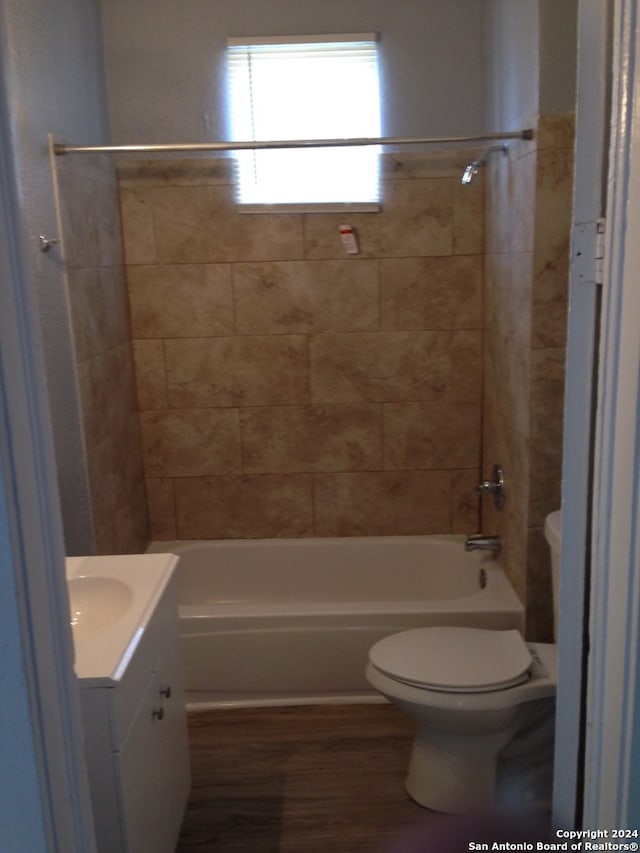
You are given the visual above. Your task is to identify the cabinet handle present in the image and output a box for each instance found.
[152,706,165,721]
[159,685,172,699]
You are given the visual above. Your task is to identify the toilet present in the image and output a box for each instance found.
[365,510,562,813]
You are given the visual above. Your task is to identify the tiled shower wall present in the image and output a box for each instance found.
[483,114,575,641]
[117,153,485,540]
[54,153,149,554]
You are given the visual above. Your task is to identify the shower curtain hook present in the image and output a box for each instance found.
[39,235,60,252]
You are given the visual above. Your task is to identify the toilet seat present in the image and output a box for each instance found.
[369,627,533,693]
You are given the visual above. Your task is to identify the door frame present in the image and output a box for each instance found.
[0,32,97,852]
[555,0,640,828]
[582,0,640,827]
[552,0,611,827]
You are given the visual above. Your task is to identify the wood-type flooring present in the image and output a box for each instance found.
[174,702,437,853]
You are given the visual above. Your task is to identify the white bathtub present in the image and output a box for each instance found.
[148,535,524,709]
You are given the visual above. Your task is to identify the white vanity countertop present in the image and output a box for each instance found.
[66,553,178,685]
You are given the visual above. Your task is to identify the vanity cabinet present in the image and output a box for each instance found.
[75,564,190,853]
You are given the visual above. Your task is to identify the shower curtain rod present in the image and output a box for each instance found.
[53,129,533,156]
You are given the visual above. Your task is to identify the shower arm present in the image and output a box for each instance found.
[461,143,509,185]
[475,143,510,163]
[52,129,533,156]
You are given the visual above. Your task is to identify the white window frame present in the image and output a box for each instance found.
[226,33,382,212]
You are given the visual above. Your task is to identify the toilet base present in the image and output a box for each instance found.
[405,722,519,813]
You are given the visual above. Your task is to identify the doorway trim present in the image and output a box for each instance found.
[582,0,640,826]
[0,29,97,851]
[552,0,611,825]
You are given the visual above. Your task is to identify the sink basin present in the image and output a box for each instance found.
[65,553,178,684]
[68,576,133,640]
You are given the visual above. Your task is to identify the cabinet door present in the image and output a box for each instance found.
[119,634,190,853]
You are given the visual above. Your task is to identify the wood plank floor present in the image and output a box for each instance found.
[175,703,437,853]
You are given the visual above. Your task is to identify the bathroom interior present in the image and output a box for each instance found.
[1,0,581,849]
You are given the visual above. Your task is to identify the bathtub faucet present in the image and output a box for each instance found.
[465,534,501,556]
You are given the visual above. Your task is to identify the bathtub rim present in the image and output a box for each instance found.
[148,532,475,555]
[149,534,522,621]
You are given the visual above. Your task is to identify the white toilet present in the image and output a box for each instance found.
[365,510,562,813]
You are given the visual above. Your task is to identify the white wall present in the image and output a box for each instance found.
[485,0,540,130]
[0,473,49,847]
[485,0,577,130]
[100,0,488,143]
[539,0,578,114]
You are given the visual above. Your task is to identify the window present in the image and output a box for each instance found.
[226,34,381,210]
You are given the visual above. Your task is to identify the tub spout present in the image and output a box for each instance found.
[465,534,501,556]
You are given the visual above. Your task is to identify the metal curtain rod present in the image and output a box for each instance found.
[53,129,533,156]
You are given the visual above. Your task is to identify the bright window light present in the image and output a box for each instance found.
[226,35,382,210]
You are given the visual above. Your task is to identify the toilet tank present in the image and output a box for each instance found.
[544,510,562,641]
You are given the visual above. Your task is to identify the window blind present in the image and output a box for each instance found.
[226,35,381,209]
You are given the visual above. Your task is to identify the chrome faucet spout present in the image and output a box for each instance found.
[465,534,501,556]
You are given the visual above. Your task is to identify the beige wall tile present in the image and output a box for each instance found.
[529,348,565,526]
[530,149,573,349]
[484,338,530,453]
[531,243,569,348]
[533,150,574,259]
[128,263,233,338]
[76,344,138,451]
[57,153,148,555]
[536,113,576,152]
[485,251,533,354]
[525,526,554,643]
[174,474,314,539]
[383,402,481,469]
[132,339,167,410]
[310,331,481,404]
[380,151,477,181]
[313,470,451,536]
[303,211,379,259]
[146,478,176,541]
[165,335,309,407]
[56,167,123,269]
[240,404,382,473]
[116,153,490,541]
[484,171,535,608]
[68,266,130,363]
[233,259,379,334]
[376,179,454,257]
[149,185,304,263]
[482,349,530,603]
[482,476,529,607]
[139,409,241,477]
[484,253,533,451]
[117,157,232,187]
[453,180,485,255]
[303,179,453,259]
[379,255,482,330]
[94,481,149,556]
[485,149,537,256]
[86,414,149,554]
[483,115,571,611]
[450,469,481,533]
[451,331,483,401]
[119,186,157,264]
[86,413,145,517]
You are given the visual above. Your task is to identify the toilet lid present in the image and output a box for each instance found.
[369,627,533,693]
